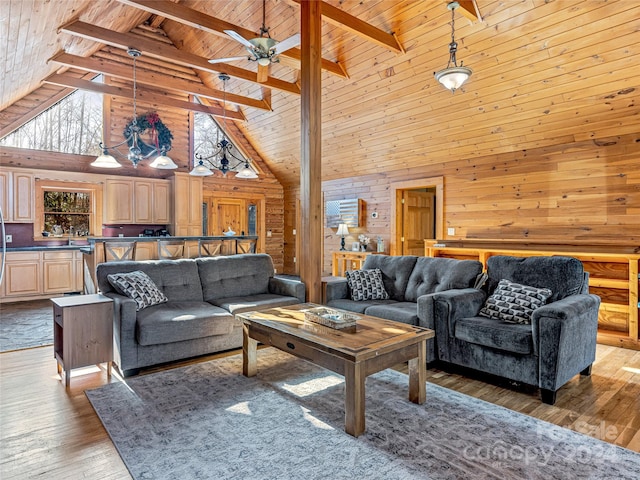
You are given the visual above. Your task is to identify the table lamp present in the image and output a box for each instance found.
[336,223,349,251]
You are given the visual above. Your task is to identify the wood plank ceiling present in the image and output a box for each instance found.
[1,0,639,189]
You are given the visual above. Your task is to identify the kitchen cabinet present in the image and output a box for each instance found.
[43,251,75,294]
[172,173,202,236]
[134,181,153,224]
[0,169,35,223]
[104,178,134,224]
[3,252,41,297]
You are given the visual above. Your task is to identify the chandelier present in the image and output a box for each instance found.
[91,48,177,169]
[434,2,472,93]
[190,74,258,179]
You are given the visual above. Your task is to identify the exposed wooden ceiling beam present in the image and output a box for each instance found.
[43,73,246,120]
[59,21,301,95]
[288,0,404,54]
[116,0,348,79]
[50,52,271,111]
[1,87,72,138]
[457,0,482,22]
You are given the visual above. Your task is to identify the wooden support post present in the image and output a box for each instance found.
[300,0,323,303]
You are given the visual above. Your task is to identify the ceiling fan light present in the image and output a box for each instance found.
[91,152,122,168]
[434,66,472,93]
[149,154,178,169]
[257,57,271,66]
[190,160,213,176]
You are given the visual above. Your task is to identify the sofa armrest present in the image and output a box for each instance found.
[532,294,601,391]
[432,288,486,335]
[103,292,138,370]
[269,277,306,303]
[324,278,349,302]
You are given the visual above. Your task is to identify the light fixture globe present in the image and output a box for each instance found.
[90,151,121,168]
[236,163,258,179]
[257,57,271,67]
[434,65,472,92]
[434,1,472,93]
[190,160,213,176]
[148,153,178,169]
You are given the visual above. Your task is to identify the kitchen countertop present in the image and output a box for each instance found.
[5,244,89,252]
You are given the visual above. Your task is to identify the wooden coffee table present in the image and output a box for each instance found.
[238,303,435,437]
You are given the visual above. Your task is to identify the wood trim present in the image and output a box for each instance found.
[59,21,301,95]
[50,52,271,111]
[389,176,444,256]
[43,74,245,120]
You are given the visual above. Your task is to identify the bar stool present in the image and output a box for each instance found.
[157,239,185,260]
[198,239,224,257]
[103,241,136,262]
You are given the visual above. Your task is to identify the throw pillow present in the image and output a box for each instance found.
[346,268,389,302]
[107,270,168,311]
[479,279,552,325]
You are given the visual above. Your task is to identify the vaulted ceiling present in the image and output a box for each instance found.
[2,0,639,187]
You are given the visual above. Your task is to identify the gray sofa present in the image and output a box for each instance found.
[325,254,483,362]
[431,255,601,405]
[96,254,305,376]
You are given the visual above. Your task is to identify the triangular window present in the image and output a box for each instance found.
[1,87,103,155]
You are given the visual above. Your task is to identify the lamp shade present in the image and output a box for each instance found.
[236,164,259,179]
[190,160,213,176]
[149,154,178,169]
[434,66,472,92]
[336,223,349,236]
[91,152,121,168]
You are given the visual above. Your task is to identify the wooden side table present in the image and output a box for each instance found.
[332,251,375,276]
[51,294,114,387]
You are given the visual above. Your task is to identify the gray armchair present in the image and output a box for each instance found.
[431,255,600,405]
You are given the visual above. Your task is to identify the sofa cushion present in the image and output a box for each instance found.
[211,293,301,314]
[361,255,418,301]
[197,254,274,302]
[98,259,204,302]
[107,270,168,311]
[479,279,552,324]
[485,255,584,303]
[136,301,235,346]
[346,268,389,301]
[404,257,483,302]
[326,298,397,313]
[364,302,419,325]
[455,316,533,355]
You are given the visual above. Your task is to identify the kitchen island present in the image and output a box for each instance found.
[82,235,258,294]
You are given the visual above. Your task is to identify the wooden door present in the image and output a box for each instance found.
[211,198,246,236]
[401,190,435,255]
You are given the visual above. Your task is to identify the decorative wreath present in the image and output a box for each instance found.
[123,112,173,156]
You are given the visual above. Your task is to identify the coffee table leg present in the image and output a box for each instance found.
[344,361,365,437]
[242,323,258,377]
[408,339,426,404]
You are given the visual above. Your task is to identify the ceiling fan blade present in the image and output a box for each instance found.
[208,56,249,64]
[273,33,301,54]
[257,63,269,83]
[224,30,256,50]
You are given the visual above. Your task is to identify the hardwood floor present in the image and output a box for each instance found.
[1,343,638,479]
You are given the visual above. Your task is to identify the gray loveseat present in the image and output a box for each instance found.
[96,254,305,376]
[325,254,483,362]
[432,255,600,404]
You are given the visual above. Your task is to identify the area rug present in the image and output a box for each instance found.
[87,349,640,480]
[0,300,53,352]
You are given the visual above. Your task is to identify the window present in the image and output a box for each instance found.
[193,111,251,173]
[0,85,103,155]
[35,180,101,239]
[43,191,91,235]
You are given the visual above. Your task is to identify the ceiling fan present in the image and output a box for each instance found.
[208,0,301,83]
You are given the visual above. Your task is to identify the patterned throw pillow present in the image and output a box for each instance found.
[107,270,168,311]
[346,268,389,302]
[479,279,552,325]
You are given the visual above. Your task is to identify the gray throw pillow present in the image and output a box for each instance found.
[479,279,552,324]
[107,270,168,311]
[346,268,389,302]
